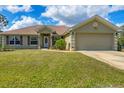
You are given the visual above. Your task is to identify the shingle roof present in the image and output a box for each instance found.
[0,25,69,35]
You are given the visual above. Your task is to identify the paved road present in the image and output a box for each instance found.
[78,51,124,70]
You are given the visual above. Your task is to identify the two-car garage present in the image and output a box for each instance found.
[76,33,114,50]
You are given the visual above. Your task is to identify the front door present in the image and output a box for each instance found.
[44,36,49,48]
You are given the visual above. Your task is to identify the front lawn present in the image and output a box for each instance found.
[0,50,124,88]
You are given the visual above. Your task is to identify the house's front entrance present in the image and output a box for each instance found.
[43,36,49,48]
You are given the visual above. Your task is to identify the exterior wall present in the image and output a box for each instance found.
[113,33,118,50]
[64,33,71,50]
[0,35,7,48]
[70,32,76,51]
[40,34,44,48]
[3,35,38,49]
[3,35,7,45]
[22,36,28,46]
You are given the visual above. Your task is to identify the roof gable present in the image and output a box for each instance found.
[74,20,116,33]
[70,15,119,32]
[37,26,54,33]
[48,26,69,35]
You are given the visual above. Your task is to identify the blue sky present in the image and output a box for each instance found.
[0,5,124,31]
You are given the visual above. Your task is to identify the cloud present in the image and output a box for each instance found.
[0,5,33,13]
[0,5,5,11]
[42,6,88,26]
[8,16,42,30]
[42,5,124,26]
[116,23,124,27]
[110,5,124,12]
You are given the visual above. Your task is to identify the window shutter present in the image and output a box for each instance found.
[6,36,9,45]
[28,36,30,45]
[20,36,23,45]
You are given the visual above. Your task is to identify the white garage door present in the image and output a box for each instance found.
[76,33,114,50]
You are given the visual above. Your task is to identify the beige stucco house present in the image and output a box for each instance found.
[0,15,119,50]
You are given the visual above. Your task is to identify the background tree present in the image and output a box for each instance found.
[0,14,8,50]
[0,14,8,32]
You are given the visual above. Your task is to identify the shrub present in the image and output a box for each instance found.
[54,39,66,50]
[0,44,3,51]
[0,44,15,52]
[117,41,122,51]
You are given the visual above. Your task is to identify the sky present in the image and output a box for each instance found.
[0,5,124,31]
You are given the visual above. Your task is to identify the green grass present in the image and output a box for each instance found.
[0,50,124,88]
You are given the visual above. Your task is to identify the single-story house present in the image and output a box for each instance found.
[0,15,119,50]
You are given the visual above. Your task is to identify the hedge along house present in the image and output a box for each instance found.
[0,15,119,50]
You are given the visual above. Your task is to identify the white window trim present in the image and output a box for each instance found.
[9,36,21,46]
[29,36,38,46]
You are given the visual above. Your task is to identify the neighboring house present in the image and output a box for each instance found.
[120,26,124,36]
[0,15,119,50]
[119,26,124,48]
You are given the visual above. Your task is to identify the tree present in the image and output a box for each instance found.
[0,14,8,31]
[0,14,8,50]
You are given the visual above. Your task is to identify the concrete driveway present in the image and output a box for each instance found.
[78,51,124,70]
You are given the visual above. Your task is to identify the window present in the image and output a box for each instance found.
[9,36,21,45]
[30,36,38,45]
